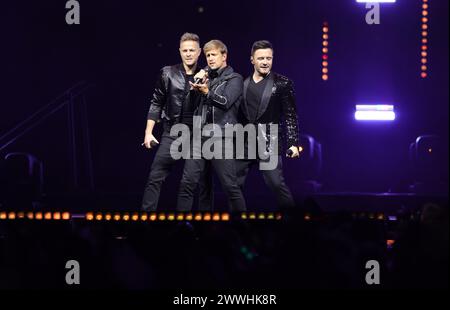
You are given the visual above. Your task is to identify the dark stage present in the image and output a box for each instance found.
[0,0,448,293]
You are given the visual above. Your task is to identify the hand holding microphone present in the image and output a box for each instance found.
[190,67,210,95]
[142,133,159,149]
[286,146,300,158]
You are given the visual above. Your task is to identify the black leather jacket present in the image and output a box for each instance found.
[198,66,243,128]
[239,72,299,149]
[147,64,198,124]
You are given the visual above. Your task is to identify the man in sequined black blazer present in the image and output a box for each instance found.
[236,40,300,209]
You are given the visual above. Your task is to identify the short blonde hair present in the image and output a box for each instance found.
[203,40,228,54]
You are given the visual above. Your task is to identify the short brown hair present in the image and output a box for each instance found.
[180,32,200,44]
[203,40,228,54]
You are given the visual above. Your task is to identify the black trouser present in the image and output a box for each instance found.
[141,129,212,211]
[176,137,246,212]
[235,156,295,209]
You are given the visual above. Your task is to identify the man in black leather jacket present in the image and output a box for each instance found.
[141,32,212,211]
[236,40,300,209]
[176,40,246,212]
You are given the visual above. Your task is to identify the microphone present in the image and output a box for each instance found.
[141,140,158,148]
[193,67,210,84]
[150,140,158,148]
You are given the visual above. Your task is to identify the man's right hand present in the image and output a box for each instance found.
[143,133,159,149]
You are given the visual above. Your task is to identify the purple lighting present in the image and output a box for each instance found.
[355,105,396,121]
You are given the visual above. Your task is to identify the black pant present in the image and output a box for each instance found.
[141,130,212,211]
[235,156,295,209]
[177,138,246,212]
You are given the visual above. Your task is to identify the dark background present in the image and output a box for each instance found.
[1,0,448,201]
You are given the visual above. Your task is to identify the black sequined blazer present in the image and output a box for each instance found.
[239,72,299,151]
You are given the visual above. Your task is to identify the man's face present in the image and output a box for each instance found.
[251,48,273,76]
[179,40,201,67]
[205,49,227,70]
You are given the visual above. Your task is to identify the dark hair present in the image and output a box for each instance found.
[251,40,273,56]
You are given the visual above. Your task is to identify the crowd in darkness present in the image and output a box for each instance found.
[0,203,447,289]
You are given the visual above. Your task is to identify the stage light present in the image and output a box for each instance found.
[386,239,395,249]
[105,213,112,221]
[44,212,52,220]
[35,212,43,220]
[140,213,148,221]
[241,213,248,220]
[95,213,102,221]
[355,105,395,121]
[356,0,396,2]
[131,213,139,221]
[18,211,25,219]
[158,213,166,221]
[420,0,429,78]
[377,213,385,220]
[322,22,330,81]
[212,213,220,221]
[8,212,16,220]
[194,213,202,221]
[62,212,71,220]
[167,213,175,221]
[86,212,94,221]
[176,213,184,221]
[203,213,211,221]
[185,213,193,221]
[122,213,130,221]
[221,213,230,221]
[0,212,6,220]
[149,213,157,221]
[249,212,256,220]
[27,211,34,220]
[267,213,275,220]
[113,213,121,221]
[53,212,61,220]
[304,214,311,221]
[322,68,328,74]
[275,213,282,220]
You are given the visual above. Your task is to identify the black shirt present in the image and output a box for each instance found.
[246,75,269,123]
[181,74,198,126]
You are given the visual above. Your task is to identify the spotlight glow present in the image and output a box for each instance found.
[355,105,396,121]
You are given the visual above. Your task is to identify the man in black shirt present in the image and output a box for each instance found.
[236,40,300,209]
[141,32,212,211]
